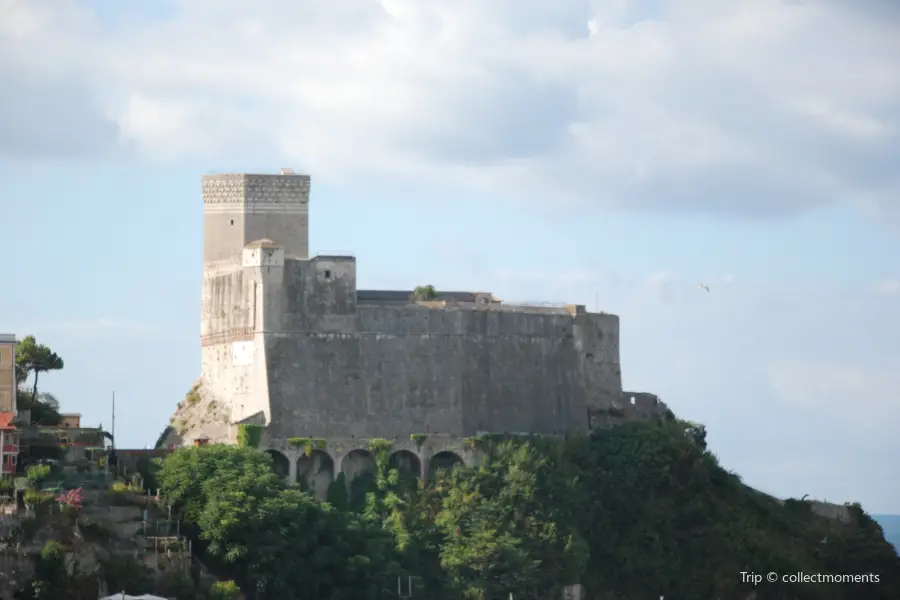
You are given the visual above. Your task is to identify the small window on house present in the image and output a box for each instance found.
[324,270,331,279]
[585,353,593,359]
[230,219,234,225]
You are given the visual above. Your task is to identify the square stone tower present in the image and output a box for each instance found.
[202,169,310,267]
[199,170,310,433]
[0,334,15,414]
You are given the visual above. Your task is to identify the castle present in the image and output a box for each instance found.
[162,169,669,496]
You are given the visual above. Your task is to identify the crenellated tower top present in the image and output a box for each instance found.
[202,170,310,265]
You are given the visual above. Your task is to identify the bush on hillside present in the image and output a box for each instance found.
[210,580,244,600]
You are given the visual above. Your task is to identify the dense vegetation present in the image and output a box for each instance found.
[153,419,900,600]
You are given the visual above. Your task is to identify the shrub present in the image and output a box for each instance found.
[26,464,51,486]
[40,539,63,559]
[23,489,53,507]
[288,436,326,456]
[186,388,201,405]
[236,424,263,448]
[210,580,244,600]
[108,481,135,506]
[56,488,83,516]
[411,285,438,300]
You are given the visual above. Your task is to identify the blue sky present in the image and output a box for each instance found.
[1,0,899,513]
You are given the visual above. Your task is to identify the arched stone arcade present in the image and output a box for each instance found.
[261,440,473,490]
[428,450,463,480]
[296,450,334,499]
[388,450,422,478]
[340,448,377,484]
[264,449,291,479]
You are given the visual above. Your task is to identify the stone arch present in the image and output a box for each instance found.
[428,450,463,480]
[341,449,377,484]
[389,450,422,479]
[341,449,378,510]
[264,449,290,480]
[296,450,335,499]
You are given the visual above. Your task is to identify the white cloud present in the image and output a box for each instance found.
[1,0,897,218]
[769,361,900,436]
[875,278,900,295]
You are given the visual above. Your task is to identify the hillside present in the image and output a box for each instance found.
[150,418,900,600]
[0,459,224,598]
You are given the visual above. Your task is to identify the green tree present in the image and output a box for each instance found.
[17,391,63,426]
[411,285,438,301]
[156,444,278,524]
[15,336,64,403]
[383,477,451,598]
[199,483,397,597]
[436,440,588,600]
[157,445,400,599]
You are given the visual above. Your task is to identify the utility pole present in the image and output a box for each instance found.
[111,391,116,451]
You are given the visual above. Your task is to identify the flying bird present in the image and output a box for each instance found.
[698,283,710,292]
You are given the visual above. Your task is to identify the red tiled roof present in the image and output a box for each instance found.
[0,412,16,430]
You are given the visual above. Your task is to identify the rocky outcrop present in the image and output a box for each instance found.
[156,380,230,449]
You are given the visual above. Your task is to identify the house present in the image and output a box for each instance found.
[0,334,15,415]
[0,412,20,476]
[59,413,81,428]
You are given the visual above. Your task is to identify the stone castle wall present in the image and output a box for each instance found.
[196,252,625,441]
[263,257,619,440]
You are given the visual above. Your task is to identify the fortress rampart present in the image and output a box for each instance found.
[163,170,669,496]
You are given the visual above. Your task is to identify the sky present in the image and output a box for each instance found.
[1,0,898,513]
